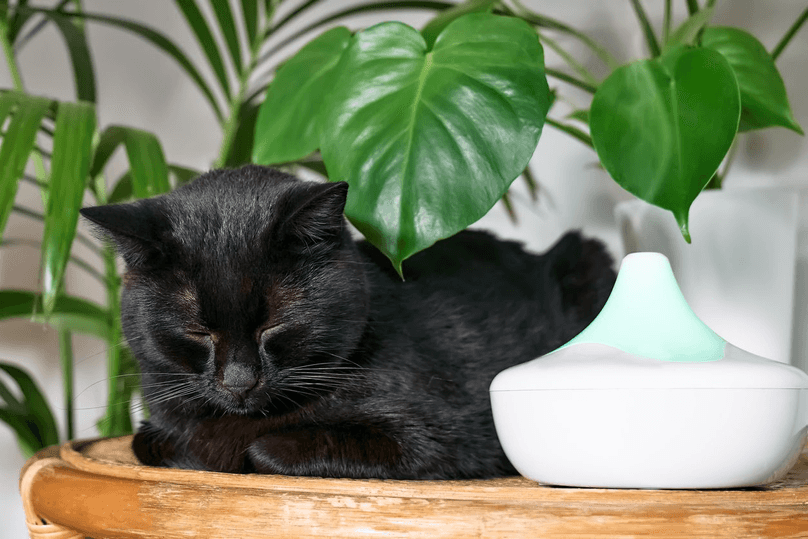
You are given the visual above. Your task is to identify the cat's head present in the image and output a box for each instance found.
[81,165,370,415]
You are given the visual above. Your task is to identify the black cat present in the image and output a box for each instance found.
[81,165,615,479]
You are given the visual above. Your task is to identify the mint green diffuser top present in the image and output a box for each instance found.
[562,252,725,363]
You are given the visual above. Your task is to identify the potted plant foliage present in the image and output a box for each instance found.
[510,0,807,365]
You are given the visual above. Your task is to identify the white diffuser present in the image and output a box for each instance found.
[489,252,808,489]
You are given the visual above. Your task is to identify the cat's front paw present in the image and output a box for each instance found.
[246,431,314,475]
[247,427,403,478]
[132,421,177,467]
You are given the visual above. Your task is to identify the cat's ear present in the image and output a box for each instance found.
[80,201,171,269]
[280,181,349,246]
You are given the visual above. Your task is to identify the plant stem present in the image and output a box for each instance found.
[771,5,808,61]
[539,32,599,87]
[100,242,127,437]
[629,0,661,57]
[545,68,597,94]
[663,0,672,44]
[214,1,269,170]
[58,328,74,440]
[685,0,699,16]
[545,117,594,149]
[510,0,619,69]
[215,85,247,168]
[0,19,24,90]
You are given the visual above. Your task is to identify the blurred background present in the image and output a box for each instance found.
[1,1,806,536]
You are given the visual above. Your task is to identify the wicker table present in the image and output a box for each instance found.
[19,436,808,538]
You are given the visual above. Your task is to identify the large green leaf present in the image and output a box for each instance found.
[0,361,59,457]
[320,13,550,274]
[701,27,803,134]
[41,101,96,313]
[590,47,740,240]
[0,92,51,240]
[252,26,351,165]
[0,290,111,340]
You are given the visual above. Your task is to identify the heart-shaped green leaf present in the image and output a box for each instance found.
[320,13,550,274]
[701,27,803,134]
[252,26,352,165]
[590,47,740,240]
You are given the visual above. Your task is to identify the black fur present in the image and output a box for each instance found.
[81,165,615,479]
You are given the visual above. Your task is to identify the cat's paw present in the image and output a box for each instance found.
[247,426,403,478]
[246,431,315,475]
[132,422,176,467]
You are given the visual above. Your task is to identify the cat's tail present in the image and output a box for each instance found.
[545,231,616,328]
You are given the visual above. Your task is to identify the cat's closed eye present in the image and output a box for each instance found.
[185,329,217,344]
[258,323,286,343]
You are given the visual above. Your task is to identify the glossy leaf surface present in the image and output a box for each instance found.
[41,101,97,313]
[320,14,550,273]
[701,27,803,134]
[590,47,740,240]
[252,26,351,165]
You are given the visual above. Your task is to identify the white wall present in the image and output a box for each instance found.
[1,1,806,536]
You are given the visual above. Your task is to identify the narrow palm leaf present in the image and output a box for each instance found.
[91,125,170,198]
[0,92,50,240]
[47,10,96,102]
[0,290,111,340]
[257,1,452,69]
[120,128,170,198]
[0,362,59,447]
[174,0,232,100]
[241,0,258,48]
[7,0,32,44]
[210,0,242,73]
[24,6,224,123]
[41,101,96,314]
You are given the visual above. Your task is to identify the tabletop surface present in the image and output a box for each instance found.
[19,435,808,538]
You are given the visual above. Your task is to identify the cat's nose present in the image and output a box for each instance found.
[222,362,259,396]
